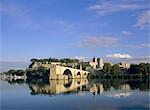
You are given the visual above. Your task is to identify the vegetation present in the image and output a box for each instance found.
[2,67,49,80]
[2,58,150,80]
[128,63,150,75]
[6,69,26,76]
[88,63,150,79]
[111,64,121,75]
[29,58,79,68]
[102,63,112,74]
[77,62,92,70]
[30,58,79,64]
[26,67,49,79]
[60,58,79,63]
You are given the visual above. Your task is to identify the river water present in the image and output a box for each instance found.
[1,79,149,110]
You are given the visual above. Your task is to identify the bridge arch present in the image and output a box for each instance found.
[64,79,73,88]
[77,79,81,85]
[63,69,73,79]
[77,72,81,76]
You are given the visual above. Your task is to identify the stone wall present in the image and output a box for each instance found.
[49,64,89,80]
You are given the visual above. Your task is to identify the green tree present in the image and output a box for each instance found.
[26,67,49,79]
[102,63,112,74]
[128,64,140,74]
[30,58,38,62]
[111,64,121,75]
[77,62,91,70]
[7,70,16,76]
[16,70,25,76]
[146,63,150,75]
[139,63,150,76]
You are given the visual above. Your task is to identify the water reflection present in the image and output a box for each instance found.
[88,79,149,96]
[28,78,88,96]
[4,78,149,98]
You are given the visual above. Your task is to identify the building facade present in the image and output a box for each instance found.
[89,57,104,69]
[118,62,130,69]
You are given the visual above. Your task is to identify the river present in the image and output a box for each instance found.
[1,78,149,110]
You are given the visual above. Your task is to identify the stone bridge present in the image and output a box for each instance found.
[49,64,89,80]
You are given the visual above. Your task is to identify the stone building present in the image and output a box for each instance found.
[118,62,130,69]
[97,58,104,69]
[89,57,104,69]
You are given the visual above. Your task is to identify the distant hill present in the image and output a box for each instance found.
[103,57,150,64]
[0,61,30,73]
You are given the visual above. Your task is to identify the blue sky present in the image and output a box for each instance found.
[1,0,150,62]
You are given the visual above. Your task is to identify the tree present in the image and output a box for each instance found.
[41,59,49,64]
[60,58,79,64]
[111,64,121,75]
[7,70,16,76]
[128,64,140,74]
[139,63,150,76]
[77,62,91,70]
[26,67,49,79]
[49,58,59,62]
[30,58,38,62]
[16,70,25,76]
[146,63,150,75]
[102,63,112,74]
[139,63,146,75]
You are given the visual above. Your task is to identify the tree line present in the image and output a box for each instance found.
[89,63,150,79]
[2,62,150,79]
[30,58,79,64]
[3,67,49,80]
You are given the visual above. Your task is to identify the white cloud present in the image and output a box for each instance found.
[73,36,119,48]
[74,56,87,61]
[106,53,132,59]
[88,0,147,15]
[104,56,150,64]
[125,43,150,48]
[121,31,132,36]
[125,56,150,64]
[134,10,150,29]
